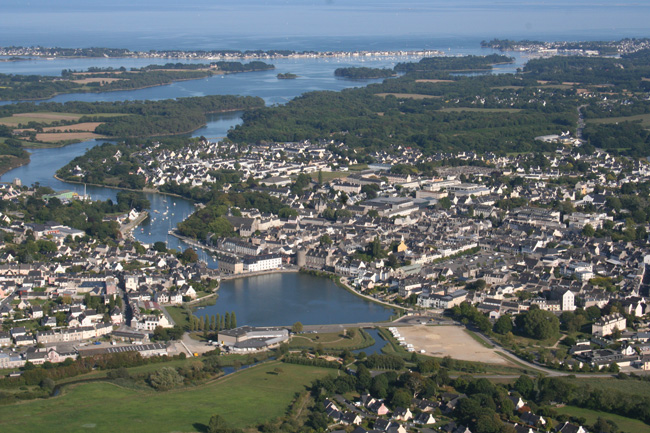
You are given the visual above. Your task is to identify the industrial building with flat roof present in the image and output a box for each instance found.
[217,326,289,353]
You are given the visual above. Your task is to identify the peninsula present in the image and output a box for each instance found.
[0,61,274,101]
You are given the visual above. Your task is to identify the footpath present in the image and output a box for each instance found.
[120,211,149,239]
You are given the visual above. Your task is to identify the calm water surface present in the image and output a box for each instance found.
[196,273,392,326]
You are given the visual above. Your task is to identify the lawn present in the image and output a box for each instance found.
[0,137,33,147]
[555,405,650,433]
[289,328,374,351]
[563,377,650,398]
[0,362,331,433]
[165,305,191,328]
[375,93,441,99]
[588,113,650,129]
[439,107,522,113]
[309,170,349,182]
[463,329,495,348]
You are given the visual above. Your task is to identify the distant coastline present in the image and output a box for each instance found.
[0,47,445,61]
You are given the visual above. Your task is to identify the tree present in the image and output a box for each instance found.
[367,236,384,258]
[370,374,388,399]
[515,308,560,340]
[225,312,231,330]
[347,328,357,339]
[582,224,595,237]
[513,374,535,399]
[291,322,304,333]
[592,417,616,433]
[230,311,237,328]
[319,234,332,246]
[493,314,513,335]
[149,367,183,390]
[357,364,372,391]
[402,372,425,398]
[181,248,198,263]
[438,196,452,209]
[390,389,412,409]
[207,414,228,433]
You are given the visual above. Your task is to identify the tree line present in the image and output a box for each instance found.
[189,311,238,333]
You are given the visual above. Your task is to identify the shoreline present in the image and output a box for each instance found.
[0,69,274,103]
[0,156,30,177]
[10,106,254,150]
[119,211,149,239]
[0,49,443,62]
[169,229,405,313]
[52,173,193,201]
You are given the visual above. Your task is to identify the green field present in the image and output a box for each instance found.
[439,107,523,113]
[0,362,331,433]
[588,113,650,129]
[463,329,495,348]
[309,170,349,182]
[165,305,191,328]
[564,377,650,398]
[289,328,374,350]
[0,137,33,147]
[555,405,650,433]
[375,93,441,100]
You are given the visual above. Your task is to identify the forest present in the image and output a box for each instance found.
[0,130,30,175]
[0,95,264,139]
[226,77,573,155]
[334,67,396,79]
[393,54,513,72]
[227,52,650,158]
[523,53,650,91]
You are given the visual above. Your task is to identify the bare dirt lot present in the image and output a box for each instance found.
[35,131,105,142]
[375,93,441,99]
[0,112,83,127]
[71,77,125,84]
[397,325,507,364]
[43,122,103,132]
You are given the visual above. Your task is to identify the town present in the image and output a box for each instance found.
[5,127,650,379]
[3,130,650,431]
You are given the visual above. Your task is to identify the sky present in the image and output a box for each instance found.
[1,1,649,49]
